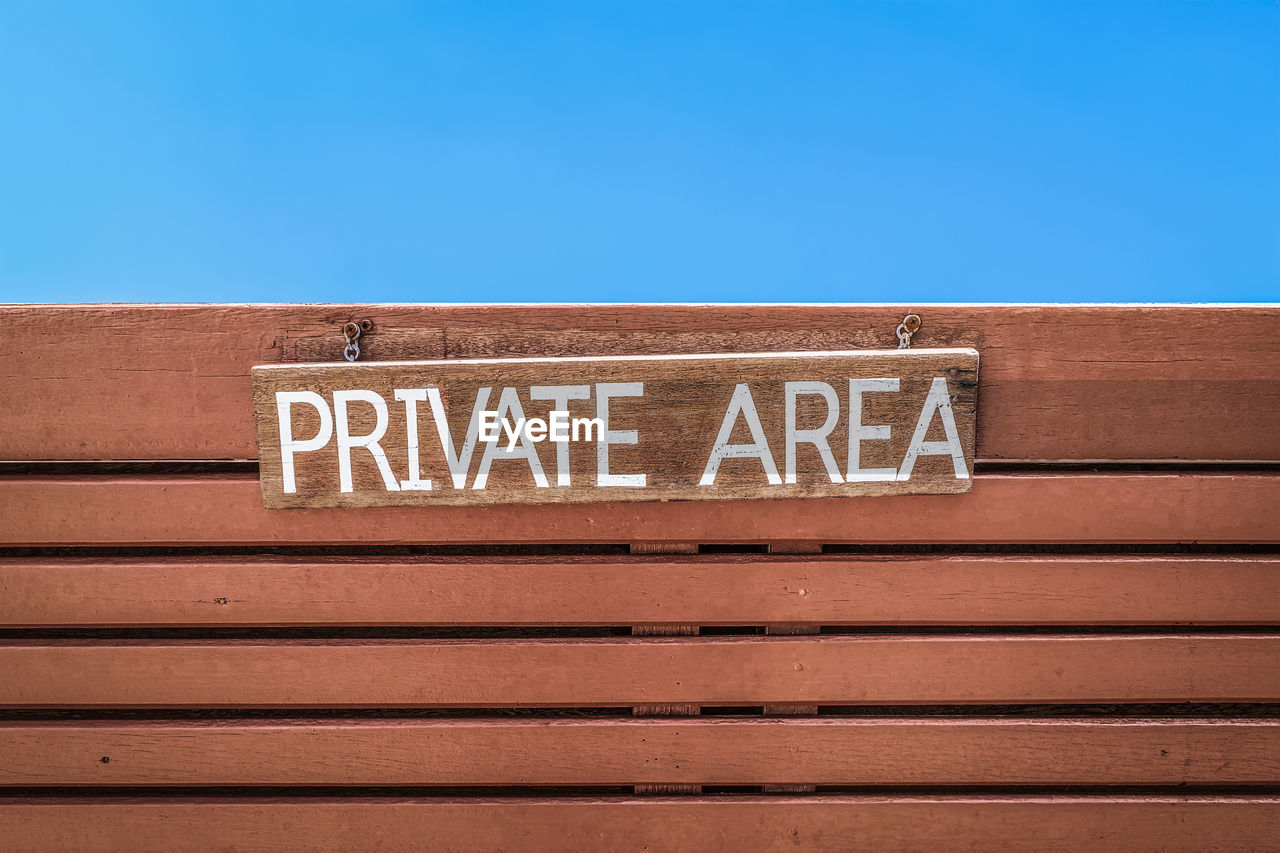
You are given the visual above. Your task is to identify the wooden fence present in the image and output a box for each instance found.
[1,304,1278,851]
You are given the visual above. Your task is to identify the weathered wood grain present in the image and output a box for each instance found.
[3,796,1278,852]
[2,305,1278,463]
[5,555,1277,628]
[3,718,1277,787]
[2,473,1276,545]
[253,350,979,507]
[1,635,1276,708]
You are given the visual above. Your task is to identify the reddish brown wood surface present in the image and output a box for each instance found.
[3,796,1278,852]
[3,472,1278,545]
[627,543,700,790]
[3,718,1277,787]
[2,305,1278,463]
[4,305,1278,848]
[4,555,1278,627]
[2,635,1276,708]
[761,544,824,741]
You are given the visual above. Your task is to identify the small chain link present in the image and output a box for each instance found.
[895,314,921,349]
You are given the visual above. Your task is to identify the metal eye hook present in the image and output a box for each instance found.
[343,322,361,362]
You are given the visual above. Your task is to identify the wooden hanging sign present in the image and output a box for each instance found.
[252,349,979,508]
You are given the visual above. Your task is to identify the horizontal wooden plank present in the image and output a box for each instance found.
[4,555,1279,627]
[1,636,1276,708]
[2,305,1278,463]
[3,718,1277,787]
[2,473,1278,545]
[2,796,1278,852]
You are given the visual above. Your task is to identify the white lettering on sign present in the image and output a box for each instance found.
[273,377,973,492]
[595,382,646,488]
[847,378,899,482]
[252,349,980,507]
[530,385,590,487]
[473,386,548,489]
[333,389,398,494]
[700,383,781,486]
[784,381,843,485]
[392,389,433,492]
[275,391,333,494]
[430,386,489,490]
[897,376,969,481]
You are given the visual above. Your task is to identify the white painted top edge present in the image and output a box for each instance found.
[6,301,1278,309]
[251,348,980,370]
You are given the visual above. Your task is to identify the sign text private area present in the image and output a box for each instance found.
[252,349,979,508]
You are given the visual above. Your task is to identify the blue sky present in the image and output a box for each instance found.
[1,2,1276,303]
